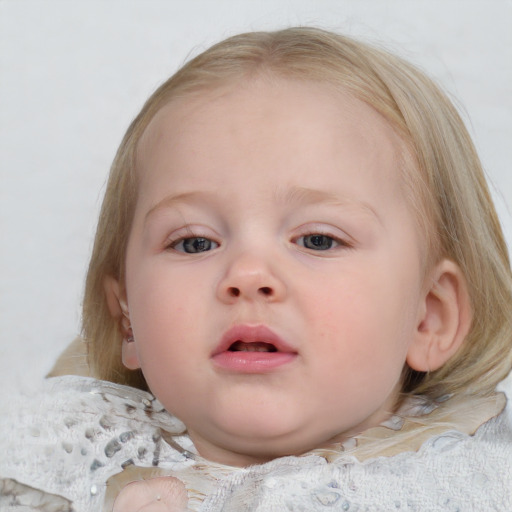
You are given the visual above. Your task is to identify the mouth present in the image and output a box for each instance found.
[213,324,295,355]
[228,341,278,353]
[212,325,297,373]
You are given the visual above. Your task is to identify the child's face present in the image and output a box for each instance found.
[119,78,427,466]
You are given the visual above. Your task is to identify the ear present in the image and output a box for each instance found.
[406,260,472,372]
[104,275,129,319]
[104,276,141,370]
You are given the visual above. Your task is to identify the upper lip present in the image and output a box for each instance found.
[212,324,297,356]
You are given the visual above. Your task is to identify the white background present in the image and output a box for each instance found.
[1,0,511,394]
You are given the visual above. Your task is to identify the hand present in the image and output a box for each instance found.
[112,476,188,512]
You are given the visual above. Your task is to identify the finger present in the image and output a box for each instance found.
[112,480,157,512]
[112,477,188,512]
[143,477,188,510]
[135,501,170,512]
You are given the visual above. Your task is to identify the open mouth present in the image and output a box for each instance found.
[212,324,297,372]
[228,341,278,353]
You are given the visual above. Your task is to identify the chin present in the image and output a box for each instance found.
[218,421,334,458]
[217,410,304,441]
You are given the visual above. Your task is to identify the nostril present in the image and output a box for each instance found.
[224,285,274,299]
[228,287,241,297]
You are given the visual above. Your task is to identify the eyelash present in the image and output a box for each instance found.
[166,231,351,254]
[295,233,350,251]
[167,236,220,254]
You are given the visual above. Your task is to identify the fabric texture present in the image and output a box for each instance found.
[0,376,511,511]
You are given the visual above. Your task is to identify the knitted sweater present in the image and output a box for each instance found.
[0,376,510,511]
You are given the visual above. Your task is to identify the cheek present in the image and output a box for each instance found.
[126,265,203,365]
[129,257,203,314]
[302,270,416,366]
[307,286,411,413]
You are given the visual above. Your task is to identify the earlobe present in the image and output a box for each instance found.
[121,337,141,370]
[406,260,472,372]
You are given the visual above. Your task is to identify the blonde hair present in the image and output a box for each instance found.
[83,27,512,398]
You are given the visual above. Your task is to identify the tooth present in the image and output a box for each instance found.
[229,341,276,352]
[241,345,268,352]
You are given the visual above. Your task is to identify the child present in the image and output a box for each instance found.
[1,27,511,511]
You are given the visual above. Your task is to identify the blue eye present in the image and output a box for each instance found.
[298,234,338,251]
[172,237,218,253]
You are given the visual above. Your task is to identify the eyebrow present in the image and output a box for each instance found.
[277,186,381,223]
[144,191,213,223]
[144,187,381,224]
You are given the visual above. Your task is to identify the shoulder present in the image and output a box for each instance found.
[0,376,191,511]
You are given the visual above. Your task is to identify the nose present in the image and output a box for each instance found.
[216,252,287,304]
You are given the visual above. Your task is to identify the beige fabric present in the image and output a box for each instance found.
[47,337,95,378]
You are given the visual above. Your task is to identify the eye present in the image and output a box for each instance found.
[296,233,346,251]
[170,237,219,254]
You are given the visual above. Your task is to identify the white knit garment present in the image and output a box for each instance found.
[0,376,510,511]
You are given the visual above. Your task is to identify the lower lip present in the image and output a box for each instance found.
[212,351,297,373]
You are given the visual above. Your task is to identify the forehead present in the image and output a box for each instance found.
[136,77,407,188]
